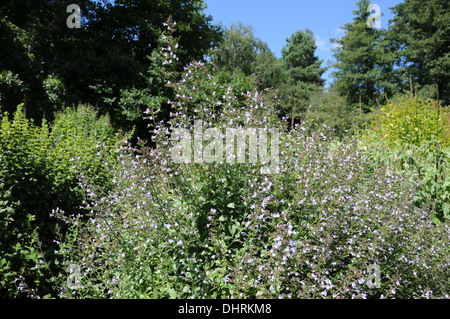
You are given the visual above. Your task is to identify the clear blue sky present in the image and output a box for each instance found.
[203,0,404,86]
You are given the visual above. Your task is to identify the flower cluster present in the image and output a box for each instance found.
[228,129,449,298]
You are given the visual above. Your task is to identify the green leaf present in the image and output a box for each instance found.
[172,200,182,208]
[229,224,236,236]
[168,288,177,299]
[443,203,450,219]
[227,203,235,209]
[182,286,191,293]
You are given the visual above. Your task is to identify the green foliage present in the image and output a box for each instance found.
[0,71,24,93]
[48,45,283,298]
[43,75,65,106]
[331,0,392,110]
[304,88,363,138]
[360,95,450,223]
[50,104,122,186]
[0,0,221,128]
[2,4,450,300]
[388,0,450,106]
[368,96,450,147]
[279,29,326,124]
[112,16,182,141]
[211,22,270,77]
[281,29,325,86]
[331,0,450,110]
[47,29,449,299]
[209,22,284,93]
[0,103,122,298]
[251,51,285,90]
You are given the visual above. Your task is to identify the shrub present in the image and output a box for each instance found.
[52,123,449,299]
[50,33,284,297]
[0,104,122,298]
[368,96,450,147]
[360,95,450,223]
[230,130,449,298]
[304,88,363,138]
[49,22,449,299]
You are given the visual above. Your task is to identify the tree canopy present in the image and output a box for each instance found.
[280,29,326,126]
[331,0,450,109]
[0,0,222,133]
[388,0,450,105]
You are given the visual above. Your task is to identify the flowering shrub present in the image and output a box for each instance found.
[48,20,449,299]
[231,130,449,298]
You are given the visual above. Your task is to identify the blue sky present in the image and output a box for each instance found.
[203,0,404,86]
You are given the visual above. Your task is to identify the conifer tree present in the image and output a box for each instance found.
[280,29,326,128]
[330,0,388,111]
[388,0,450,105]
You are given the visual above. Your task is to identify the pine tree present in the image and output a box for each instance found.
[388,0,450,105]
[330,0,388,111]
[280,29,326,128]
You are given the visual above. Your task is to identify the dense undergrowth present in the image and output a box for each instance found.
[359,95,450,224]
[0,21,449,299]
[0,104,125,297]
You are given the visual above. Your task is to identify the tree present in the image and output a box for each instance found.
[280,29,326,128]
[0,0,222,135]
[387,0,450,106]
[252,51,285,90]
[0,0,80,121]
[210,22,286,92]
[330,0,391,111]
[210,22,268,76]
[305,87,361,138]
